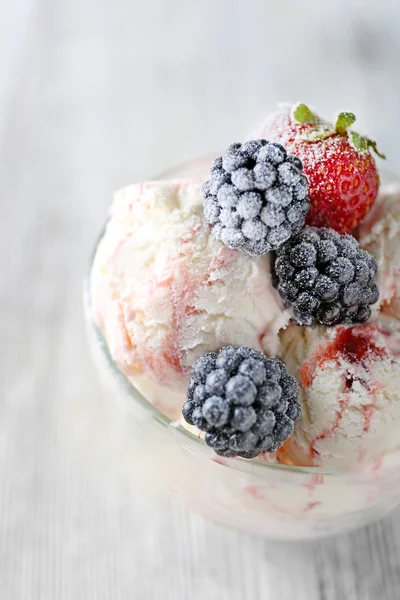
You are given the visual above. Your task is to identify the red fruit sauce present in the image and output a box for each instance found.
[300,325,386,388]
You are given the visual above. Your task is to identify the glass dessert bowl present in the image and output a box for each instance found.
[85,150,400,541]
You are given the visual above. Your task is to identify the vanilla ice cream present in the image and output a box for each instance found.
[91,179,290,418]
[359,184,400,319]
[279,320,400,467]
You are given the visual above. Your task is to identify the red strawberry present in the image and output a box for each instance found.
[253,104,385,234]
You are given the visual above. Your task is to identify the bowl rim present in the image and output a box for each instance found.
[84,157,400,482]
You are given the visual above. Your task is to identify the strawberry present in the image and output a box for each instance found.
[256,104,385,233]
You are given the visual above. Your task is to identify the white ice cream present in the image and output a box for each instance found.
[91,179,290,418]
[90,173,400,468]
[359,183,400,318]
[279,321,400,467]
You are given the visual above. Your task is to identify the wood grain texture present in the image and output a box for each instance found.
[2,0,400,598]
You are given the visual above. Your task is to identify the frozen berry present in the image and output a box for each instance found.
[272,227,379,326]
[183,347,300,459]
[202,140,310,255]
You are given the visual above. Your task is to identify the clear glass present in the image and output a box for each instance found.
[84,157,400,540]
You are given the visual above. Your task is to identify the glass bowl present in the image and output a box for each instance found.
[84,157,400,540]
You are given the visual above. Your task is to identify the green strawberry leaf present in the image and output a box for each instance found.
[348,131,368,153]
[293,106,386,159]
[348,131,386,159]
[292,103,317,125]
[335,112,356,135]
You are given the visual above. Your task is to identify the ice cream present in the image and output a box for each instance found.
[279,320,400,467]
[90,177,400,468]
[358,183,400,319]
[90,108,399,469]
[268,180,400,469]
[91,179,290,418]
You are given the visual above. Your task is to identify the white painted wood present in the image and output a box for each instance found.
[2,0,400,598]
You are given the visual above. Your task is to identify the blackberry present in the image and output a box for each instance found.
[202,141,310,256]
[182,346,300,459]
[272,227,380,326]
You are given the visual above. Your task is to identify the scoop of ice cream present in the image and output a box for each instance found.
[359,184,400,319]
[91,179,289,416]
[279,321,400,467]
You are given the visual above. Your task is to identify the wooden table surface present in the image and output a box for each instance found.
[2,1,400,598]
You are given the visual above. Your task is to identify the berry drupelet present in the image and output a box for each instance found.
[201,140,310,256]
[182,346,301,459]
[272,227,380,326]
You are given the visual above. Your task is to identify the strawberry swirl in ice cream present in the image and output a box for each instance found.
[91,179,290,417]
[358,184,400,319]
[280,322,400,468]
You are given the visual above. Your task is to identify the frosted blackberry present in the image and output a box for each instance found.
[202,141,310,256]
[182,346,300,459]
[273,227,380,326]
